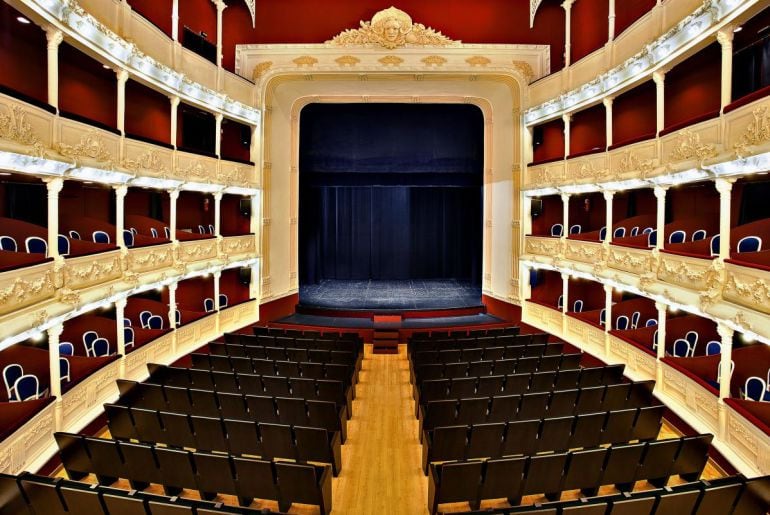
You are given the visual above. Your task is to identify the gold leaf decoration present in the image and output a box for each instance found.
[668,129,718,162]
[56,130,114,167]
[122,150,169,175]
[511,60,535,81]
[335,55,360,66]
[0,106,45,157]
[734,106,770,157]
[465,56,491,66]
[378,55,404,66]
[421,55,447,66]
[293,56,318,67]
[251,61,273,80]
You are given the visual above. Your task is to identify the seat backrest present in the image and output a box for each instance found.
[92,231,110,244]
[685,331,699,347]
[275,462,325,506]
[615,315,629,331]
[68,230,81,240]
[163,226,170,239]
[124,327,134,347]
[437,461,483,505]
[204,298,215,312]
[692,229,707,241]
[710,234,721,256]
[480,457,526,503]
[599,226,607,241]
[737,235,762,253]
[218,294,228,308]
[522,453,567,497]
[150,227,159,238]
[122,230,134,248]
[669,230,686,244]
[59,357,70,382]
[3,363,23,397]
[631,311,640,328]
[573,299,584,312]
[647,229,657,248]
[139,311,152,328]
[13,375,39,401]
[569,224,581,234]
[92,338,110,357]
[0,235,17,252]
[24,236,47,256]
[672,339,691,358]
[705,341,721,356]
[630,226,639,237]
[646,318,658,327]
[148,315,164,330]
[614,227,626,238]
[744,376,767,401]
[57,234,70,256]
[551,224,564,237]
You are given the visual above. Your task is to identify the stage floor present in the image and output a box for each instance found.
[298,279,482,310]
[276,312,503,328]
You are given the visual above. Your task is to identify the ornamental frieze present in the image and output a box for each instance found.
[55,129,114,168]
[0,105,45,157]
[668,129,718,163]
[734,106,770,157]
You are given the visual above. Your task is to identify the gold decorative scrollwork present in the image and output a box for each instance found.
[465,56,491,67]
[252,61,273,80]
[668,129,718,163]
[734,106,770,157]
[0,106,45,157]
[56,129,114,167]
[378,55,404,66]
[0,271,55,307]
[511,60,535,82]
[122,150,169,175]
[335,55,360,66]
[293,56,318,67]
[421,55,447,66]
[617,151,654,175]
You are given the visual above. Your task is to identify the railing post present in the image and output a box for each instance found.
[717,29,734,113]
[715,179,733,261]
[46,178,64,260]
[717,324,734,402]
[45,29,63,110]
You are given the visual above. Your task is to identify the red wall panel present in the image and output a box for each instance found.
[569,192,606,233]
[179,0,217,50]
[125,80,171,145]
[612,80,656,146]
[530,270,562,307]
[532,118,565,164]
[567,278,604,311]
[222,0,566,72]
[571,0,609,63]
[664,43,722,130]
[129,0,173,37]
[174,276,214,312]
[531,195,563,236]
[569,103,606,156]
[0,4,47,104]
[220,269,251,305]
[59,182,113,223]
[615,0,656,37]
[482,295,522,322]
[177,192,215,231]
[221,195,251,236]
[59,43,117,129]
[221,119,252,162]
[258,293,299,322]
[668,183,720,228]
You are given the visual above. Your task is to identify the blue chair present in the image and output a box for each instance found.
[82,331,99,356]
[692,229,707,241]
[705,341,722,356]
[175,309,181,326]
[613,227,626,239]
[59,342,74,356]
[3,364,23,400]
[550,224,564,237]
[57,234,70,256]
[615,315,629,331]
[599,308,606,326]
[25,236,47,256]
[668,230,687,244]
[164,227,171,239]
[710,234,721,256]
[672,338,692,358]
[645,318,658,327]
[737,236,762,253]
[130,227,138,236]
[642,227,654,235]
[198,225,206,234]
[652,330,659,351]
[685,330,699,348]
[92,231,110,244]
[709,359,735,390]
[91,338,110,357]
[124,327,135,350]
[148,315,164,330]
[569,224,581,235]
[631,311,641,329]
[599,226,607,241]
[139,311,152,329]
[204,298,215,312]
[123,318,132,327]
[13,375,41,401]
[60,357,70,384]
[68,230,81,240]
[556,295,563,310]
[208,224,215,234]
[573,299,584,312]
[219,294,229,308]
[150,227,159,238]
[0,235,17,252]
[123,230,134,248]
[630,226,639,237]
[647,230,657,248]
[742,376,769,401]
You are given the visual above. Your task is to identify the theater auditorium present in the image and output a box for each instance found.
[0,0,769,513]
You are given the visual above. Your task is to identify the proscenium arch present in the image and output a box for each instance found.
[257,72,526,306]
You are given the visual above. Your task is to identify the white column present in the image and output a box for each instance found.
[115,185,127,249]
[169,190,179,242]
[249,263,260,300]
[214,192,223,237]
[603,284,613,333]
[717,29,734,113]
[562,113,572,158]
[604,190,614,243]
[172,0,180,41]
[215,113,224,158]
[653,71,666,135]
[213,271,222,310]
[562,0,574,67]
[116,69,129,135]
[603,97,614,148]
[608,0,616,41]
[115,298,127,356]
[170,96,180,148]
[716,179,733,260]
[717,324,734,401]
[47,324,63,398]
[168,282,178,329]
[654,186,667,250]
[45,29,63,110]
[249,192,260,235]
[561,272,570,314]
[46,178,64,259]
[561,193,570,237]
[656,302,667,359]
[214,0,227,69]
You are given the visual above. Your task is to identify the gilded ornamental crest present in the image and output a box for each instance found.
[327,6,458,49]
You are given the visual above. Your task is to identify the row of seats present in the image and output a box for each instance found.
[146,364,349,414]
[233,332,362,353]
[116,380,348,442]
[409,333,547,353]
[419,381,656,433]
[422,405,664,473]
[427,434,713,514]
[416,364,626,409]
[411,326,522,340]
[251,326,362,342]
[105,403,342,475]
[414,353,583,382]
[411,342,564,367]
[55,432,332,514]
[0,472,288,515]
[208,342,356,369]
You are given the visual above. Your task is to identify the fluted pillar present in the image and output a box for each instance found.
[604,190,614,243]
[561,272,570,315]
[168,282,178,330]
[654,186,667,250]
[715,179,733,260]
[214,192,223,237]
[717,324,734,401]
[608,0,616,41]
[561,193,570,238]
[215,113,224,158]
[214,0,227,68]
[603,284,613,333]
[562,113,572,158]
[45,29,63,110]
[116,69,129,135]
[169,190,180,243]
[717,29,734,112]
[655,302,667,359]
[46,178,64,259]
[115,298,127,356]
[115,185,127,249]
[603,97,614,148]
[172,0,180,41]
[47,324,64,398]
[170,96,180,148]
[213,271,222,310]
[653,71,666,135]
[562,0,575,67]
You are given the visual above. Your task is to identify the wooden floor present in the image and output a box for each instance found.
[57,343,726,515]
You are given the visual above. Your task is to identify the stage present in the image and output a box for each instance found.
[298,279,483,311]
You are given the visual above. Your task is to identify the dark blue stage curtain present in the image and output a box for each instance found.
[299,104,483,285]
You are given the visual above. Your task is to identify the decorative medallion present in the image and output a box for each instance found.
[252,61,273,80]
[335,55,361,66]
[511,60,535,82]
[328,6,458,49]
[293,56,318,67]
[56,130,114,167]
[465,56,491,67]
[668,129,718,162]
[378,55,404,66]
[421,55,447,66]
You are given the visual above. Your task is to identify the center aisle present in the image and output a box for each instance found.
[331,343,429,515]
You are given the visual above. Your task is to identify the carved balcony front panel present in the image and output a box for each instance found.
[566,316,606,359]
[62,250,124,291]
[658,118,722,175]
[723,261,770,316]
[657,252,718,293]
[607,139,658,181]
[606,245,654,275]
[219,299,258,334]
[77,0,121,33]
[175,151,218,184]
[219,160,257,188]
[124,9,174,68]
[608,334,656,380]
[181,49,218,92]
[564,240,604,265]
[523,161,565,189]
[224,73,255,107]
[0,261,57,317]
[524,236,561,260]
[178,239,219,265]
[55,118,121,172]
[725,96,770,159]
[176,314,218,356]
[61,359,120,431]
[122,139,174,180]
[660,363,720,431]
[127,244,176,275]
[0,401,55,474]
[567,152,610,185]
[725,405,770,476]
[124,332,174,381]
[220,235,257,261]
[525,301,564,338]
[0,93,55,158]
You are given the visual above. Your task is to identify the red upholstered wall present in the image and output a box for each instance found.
[530,270,562,307]
[570,0,609,63]
[612,80,657,146]
[569,192,606,233]
[220,269,251,305]
[531,195,563,236]
[177,192,215,231]
[532,118,565,164]
[61,315,118,357]
[222,0,566,72]
[0,3,47,104]
[569,103,606,156]
[125,80,171,145]
[59,182,114,224]
[59,43,117,129]
[178,0,217,49]
[221,195,251,236]
[615,0,656,37]
[128,0,173,37]
[668,183,720,226]
[259,293,299,322]
[221,119,251,162]
[567,278,604,311]
[664,43,722,131]
[482,295,522,322]
[173,276,214,312]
